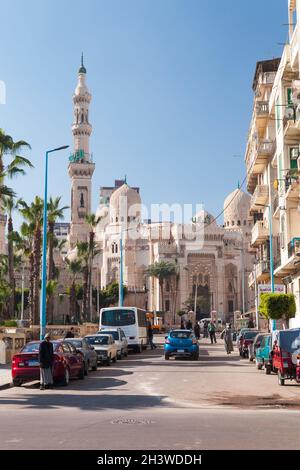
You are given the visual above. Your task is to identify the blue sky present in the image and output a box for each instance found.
[0,0,288,228]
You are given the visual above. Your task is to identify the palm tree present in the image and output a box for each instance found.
[0,254,10,320]
[47,197,69,322]
[1,196,18,317]
[0,129,32,176]
[66,258,82,322]
[19,197,44,324]
[46,280,58,324]
[85,213,101,321]
[0,171,15,200]
[76,241,89,321]
[146,261,177,313]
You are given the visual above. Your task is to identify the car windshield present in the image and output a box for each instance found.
[99,331,118,340]
[170,331,192,339]
[86,336,108,345]
[101,309,136,326]
[65,340,82,348]
[244,331,259,340]
[21,342,41,353]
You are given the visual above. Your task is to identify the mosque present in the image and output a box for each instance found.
[0,57,255,325]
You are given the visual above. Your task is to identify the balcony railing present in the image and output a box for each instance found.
[256,101,269,116]
[251,221,269,246]
[250,184,269,210]
[288,238,300,259]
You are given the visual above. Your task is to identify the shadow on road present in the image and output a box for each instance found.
[0,393,167,411]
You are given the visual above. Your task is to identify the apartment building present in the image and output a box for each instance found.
[247,0,300,327]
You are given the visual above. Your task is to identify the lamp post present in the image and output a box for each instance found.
[40,145,69,340]
[255,202,275,331]
[119,230,124,307]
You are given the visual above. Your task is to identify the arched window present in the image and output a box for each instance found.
[231,221,235,226]
[237,220,241,226]
[116,217,118,223]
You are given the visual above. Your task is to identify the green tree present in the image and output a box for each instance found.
[19,197,44,324]
[146,261,177,313]
[1,196,18,317]
[259,293,296,328]
[65,259,82,321]
[85,213,101,320]
[47,196,68,322]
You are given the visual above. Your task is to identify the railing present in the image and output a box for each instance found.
[251,184,269,208]
[256,260,270,277]
[251,221,269,246]
[257,139,275,156]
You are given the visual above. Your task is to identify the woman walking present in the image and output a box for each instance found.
[221,323,234,355]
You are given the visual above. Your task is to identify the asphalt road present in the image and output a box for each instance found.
[1,337,300,450]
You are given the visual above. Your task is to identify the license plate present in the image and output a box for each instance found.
[177,349,185,353]
[28,360,39,367]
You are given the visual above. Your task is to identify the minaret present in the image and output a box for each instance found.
[68,54,95,247]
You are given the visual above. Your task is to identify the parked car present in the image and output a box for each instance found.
[65,338,98,375]
[248,333,267,362]
[239,330,259,358]
[97,328,128,359]
[12,340,85,387]
[255,334,272,374]
[85,334,118,366]
[272,328,300,386]
[164,329,199,360]
[238,329,259,357]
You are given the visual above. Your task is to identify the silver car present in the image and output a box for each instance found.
[65,338,98,375]
[97,328,128,359]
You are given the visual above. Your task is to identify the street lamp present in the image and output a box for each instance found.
[40,145,69,340]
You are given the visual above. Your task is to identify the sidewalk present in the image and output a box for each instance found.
[0,364,12,390]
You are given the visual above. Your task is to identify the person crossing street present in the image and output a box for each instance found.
[208,321,217,344]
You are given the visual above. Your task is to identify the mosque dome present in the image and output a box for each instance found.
[109,183,141,224]
[223,188,251,229]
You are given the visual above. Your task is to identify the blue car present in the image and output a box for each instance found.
[164,329,199,360]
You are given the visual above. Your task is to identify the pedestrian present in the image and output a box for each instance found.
[247,318,254,328]
[208,321,217,344]
[39,333,54,390]
[64,327,75,338]
[194,322,200,340]
[147,323,156,350]
[186,319,193,330]
[203,320,209,338]
[180,318,185,329]
[221,323,234,355]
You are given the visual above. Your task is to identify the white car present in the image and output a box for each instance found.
[97,328,128,359]
[85,334,118,366]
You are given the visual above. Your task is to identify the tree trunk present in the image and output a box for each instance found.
[33,227,41,325]
[87,231,94,322]
[28,252,34,324]
[70,282,76,319]
[47,221,54,323]
[7,215,15,318]
[159,278,164,313]
[81,266,88,321]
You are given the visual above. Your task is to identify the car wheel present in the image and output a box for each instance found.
[165,354,170,360]
[193,352,199,361]
[78,364,85,380]
[61,367,70,386]
[278,371,285,386]
[13,379,22,387]
[84,361,89,376]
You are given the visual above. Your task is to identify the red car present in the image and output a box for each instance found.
[12,340,85,387]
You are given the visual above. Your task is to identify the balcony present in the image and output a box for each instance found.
[256,101,269,117]
[247,140,275,180]
[275,237,300,276]
[251,221,269,247]
[285,173,300,200]
[248,260,270,287]
[250,184,269,211]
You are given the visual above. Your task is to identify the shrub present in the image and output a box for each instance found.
[259,293,296,323]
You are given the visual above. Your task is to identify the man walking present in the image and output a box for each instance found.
[208,321,217,344]
[39,333,54,390]
[147,323,156,350]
